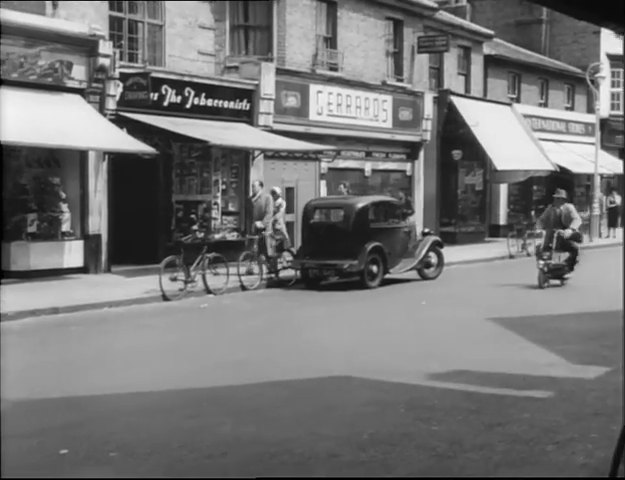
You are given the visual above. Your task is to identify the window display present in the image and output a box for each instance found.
[324,168,411,197]
[2,146,82,242]
[171,144,246,241]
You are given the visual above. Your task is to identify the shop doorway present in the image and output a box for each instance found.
[264,159,318,249]
[110,155,160,265]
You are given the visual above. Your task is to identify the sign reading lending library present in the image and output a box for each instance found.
[117,72,254,121]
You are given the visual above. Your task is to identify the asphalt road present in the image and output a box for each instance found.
[1,247,623,477]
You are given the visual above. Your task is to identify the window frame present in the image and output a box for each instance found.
[227,0,274,59]
[108,1,165,67]
[457,46,471,94]
[385,17,404,83]
[428,52,443,91]
[507,71,521,103]
[538,77,549,107]
[564,83,575,111]
[609,67,624,115]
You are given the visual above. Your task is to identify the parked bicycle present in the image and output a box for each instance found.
[507,220,540,258]
[159,232,230,301]
[237,232,298,291]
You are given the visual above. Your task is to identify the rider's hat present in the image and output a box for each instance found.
[270,186,282,196]
[552,188,568,200]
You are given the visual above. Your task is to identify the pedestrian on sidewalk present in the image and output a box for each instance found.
[247,180,275,256]
[606,187,622,239]
[269,186,291,250]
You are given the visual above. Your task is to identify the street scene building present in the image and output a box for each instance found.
[1,1,624,478]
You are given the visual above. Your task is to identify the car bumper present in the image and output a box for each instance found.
[292,259,361,275]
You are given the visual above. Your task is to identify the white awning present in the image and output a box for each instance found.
[451,96,557,183]
[539,141,615,175]
[555,141,623,175]
[0,86,157,154]
[119,112,337,152]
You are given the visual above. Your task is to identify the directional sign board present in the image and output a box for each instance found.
[417,34,451,54]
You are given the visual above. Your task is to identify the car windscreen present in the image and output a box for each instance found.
[310,207,346,224]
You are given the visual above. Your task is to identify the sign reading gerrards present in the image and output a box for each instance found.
[118,73,254,121]
[275,78,422,132]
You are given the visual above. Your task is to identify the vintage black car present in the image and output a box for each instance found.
[292,195,445,289]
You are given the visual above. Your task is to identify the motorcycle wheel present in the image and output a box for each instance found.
[538,270,548,289]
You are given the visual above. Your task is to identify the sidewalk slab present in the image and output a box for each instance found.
[1,230,621,322]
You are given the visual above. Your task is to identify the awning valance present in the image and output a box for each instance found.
[119,112,337,153]
[450,95,557,184]
[0,86,157,155]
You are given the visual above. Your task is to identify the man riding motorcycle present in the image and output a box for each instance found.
[535,188,583,273]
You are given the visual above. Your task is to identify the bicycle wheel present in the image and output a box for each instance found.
[237,251,264,291]
[159,255,189,301]
[201,253,230,295]
[507,232,519,258]
[523,231,537,257]
[275,248,298,287]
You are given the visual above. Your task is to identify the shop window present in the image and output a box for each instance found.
[429,52,443,91]
[324,169,410,198]
[385,18,404,82]
[228,0,273,58]
[109,1,164,66]
[507,72,521,103]
[564,83,575,111]
[457,46,471,94]
[538,77,549,107]
[3,147,82,242]
[285,187,295,215]
[314,0,340,72]
[610,66,624,115]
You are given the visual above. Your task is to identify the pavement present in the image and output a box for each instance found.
[1,228,622,321]
[1,246,622,477]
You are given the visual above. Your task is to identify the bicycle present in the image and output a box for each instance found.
[236,232,298,291]
[507,221,540,258]
[158,233,230,301]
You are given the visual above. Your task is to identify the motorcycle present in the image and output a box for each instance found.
[536,229,576,289]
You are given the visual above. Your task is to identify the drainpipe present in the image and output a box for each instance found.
[540,7,550,57]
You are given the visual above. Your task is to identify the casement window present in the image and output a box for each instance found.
[610,67,624,114]
[429,52,443,91]
[109,1,164,66]
[507,72,521,103]
[564,83,575,111]
[385,18,404,82]
[314,0,340,71]
[457,46,471,94]
[538,77,549,107]
[228,0,273,58]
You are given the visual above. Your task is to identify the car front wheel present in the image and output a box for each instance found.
[361,252,384,289]
[416,247,444,280]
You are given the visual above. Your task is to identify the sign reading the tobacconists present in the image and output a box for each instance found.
[118,73,254,121]
[524,115,596,137]
[275,78,422,132]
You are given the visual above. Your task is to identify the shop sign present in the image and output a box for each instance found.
[275,78,423,132]
[0,35,89,88]
[310,84,393,129]
[523,115,595,137]
[117,73,255,121]
[336,150,408,160]
[417,34,451,54]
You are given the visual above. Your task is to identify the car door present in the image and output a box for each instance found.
[368,201,408,269]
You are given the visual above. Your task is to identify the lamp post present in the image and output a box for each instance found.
[585,62,606,242]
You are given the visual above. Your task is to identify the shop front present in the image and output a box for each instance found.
[111,71,332,265]
[498,104,624,234]
[0,9,155,277]
[269,72,425,248]
[437,92,557,244]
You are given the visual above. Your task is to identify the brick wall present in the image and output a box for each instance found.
[547,10,601,69]
[485,60,587,112]
[52,0,216,76]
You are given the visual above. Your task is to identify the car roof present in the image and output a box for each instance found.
[305,195,400,210]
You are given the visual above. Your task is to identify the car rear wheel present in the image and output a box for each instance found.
[361,252,384,289]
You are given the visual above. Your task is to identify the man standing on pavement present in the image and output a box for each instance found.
[248,180,274,255]
[536,188,582,272]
